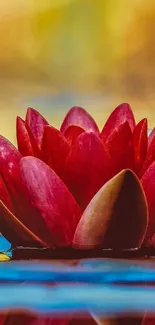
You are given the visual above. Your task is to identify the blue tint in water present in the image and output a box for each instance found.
[0,236,11,251]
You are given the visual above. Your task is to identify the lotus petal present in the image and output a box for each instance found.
[0,200,45,247]
[0,174,14,213]
[65,132,113,209]
[141,161,155,243]
[140,127,155,176]
[133,119,148,176]
[0,136,50,243]
[73,169,148,249]
[60,106,99,135]
[64,125,85,146]
[104,121,134,175]
[41,126,70,178]
[20,157,81,246]
[100,103,136,142]
[25,107,48,148]
[0,136,22,195]
[16,117,40,157]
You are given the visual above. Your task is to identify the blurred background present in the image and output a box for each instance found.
[0,0,155,143]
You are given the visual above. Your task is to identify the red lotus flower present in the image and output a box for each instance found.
[0,103,154,325]
[0,103,153,250]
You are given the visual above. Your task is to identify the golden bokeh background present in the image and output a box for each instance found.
[0,0,155,143]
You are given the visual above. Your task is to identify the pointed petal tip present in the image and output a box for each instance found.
[101,103,136,141]
[73,168,148,250]
[60,106,99,135]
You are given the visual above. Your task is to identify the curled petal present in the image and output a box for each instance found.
[20,157,81,246]
[64,125,85,146]
[105,121,134,175]
[65,132,113,209]
[141,161,155,243]
[16,117,40,157]
[60,106,99,135]
[100,103,136,142]
[133,118,148,176]
[42,126,70,178]
[73,169,148,249]
[0,200,45,247]
[141,127,155,176]
[25,107,48,148]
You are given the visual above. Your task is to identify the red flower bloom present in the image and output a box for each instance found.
[0,103,154,249]
[1,103,154,324]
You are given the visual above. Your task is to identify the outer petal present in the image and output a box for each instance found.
[64,125,85,146]
[73,169,148,249]
[140,128,155,176]
[141,161,155,244]
[25,107,49,148]
[0,136,22,197]
[0,174,14,213]
[104,121,134,175]
[41,126,70,178]
[60,106,99,135]
[0,136,51,244]
[100,103,136,142]
[65,132,113,209]
[0,200,45,247]
[133,118,148,176]
[20,157,81,246]
[16,117,40,157]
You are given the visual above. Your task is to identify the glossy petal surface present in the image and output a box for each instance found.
[65,132,112,209]
[141,128,155,176]
[26,108,48,148]
[42,126,70,178]
[73,170,148,249]
[105,122,134,175]
[20,157,81,246]
[60,106,99,135]
[141,161,155,243]
[133,119,148,176]
[64,125,85,146]
[0,201,45,247]
[16,117,40,157]
[100,103,136,142]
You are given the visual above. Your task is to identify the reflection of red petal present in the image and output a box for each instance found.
[141,161,155,244]
[20,157,81,246]
[105,121,134,175]
[73,169,148,249]
[16,117,40,157]
[141,128,155,176]
[133,119,148,176]
[100,103,136,142]
[4,314,69,325]
[65,132,112,209]
[42,126,70,178]
[60,106,99,135]
[64,125,85,146]
[25,107,48,149]
[0,200,45,247]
